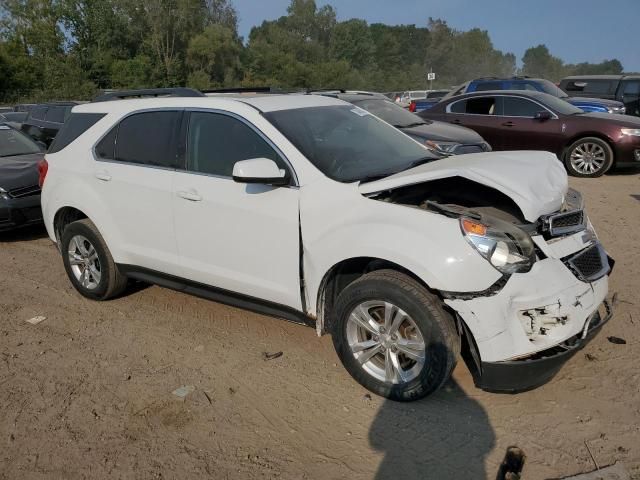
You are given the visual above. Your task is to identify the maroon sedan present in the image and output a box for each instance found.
[419,90,640,177]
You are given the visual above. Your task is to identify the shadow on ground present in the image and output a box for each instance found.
[0,223,48,242]
[370,380,494,479]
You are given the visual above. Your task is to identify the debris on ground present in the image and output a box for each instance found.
[496,446,526,480]
[202,390,213,405]
[262,351,283,361]
[584,353,598,361]
[172,385,195,398]
[557,462,630,479]
[194,345,204,352]
[363,393,372,401]
[607,336,627,345]
[25,316,46,325]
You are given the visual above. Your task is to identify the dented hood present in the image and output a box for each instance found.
[359,151,568,222]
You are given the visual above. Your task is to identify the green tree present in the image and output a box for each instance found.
[329,19,375,70]
[521,44,565,81]
[186,24,242,87]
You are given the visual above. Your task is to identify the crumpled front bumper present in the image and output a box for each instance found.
[470,298,614,392]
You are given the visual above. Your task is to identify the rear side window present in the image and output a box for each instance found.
[49,113,106,153]
[31,106,47,121]
[46,106,66,123]
[186,112,285,177]
[449,100,467,113]
[96,111,182,168]
[452,97,498,115]
[622,81,640,96]
[564,79,617,95]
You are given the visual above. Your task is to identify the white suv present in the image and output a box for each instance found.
[40,89,614,401]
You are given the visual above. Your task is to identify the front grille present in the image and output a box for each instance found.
[550,210,584,230]
[8,185,41,199]
[564,243,610,282]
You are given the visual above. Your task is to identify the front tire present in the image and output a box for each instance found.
[61,219,128,300]
[332,270,459,402]
[564,137,613,177]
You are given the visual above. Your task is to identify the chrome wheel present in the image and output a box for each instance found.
[346,301,426,384]
[67,235,101,290]
[570,142,607,175]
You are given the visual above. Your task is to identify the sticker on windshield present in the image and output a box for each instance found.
[350,107,370,117]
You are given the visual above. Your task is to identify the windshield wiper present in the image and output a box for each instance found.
[394,122,426,128]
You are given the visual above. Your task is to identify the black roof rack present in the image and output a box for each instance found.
[201,86,291,94]
[92,88,205,102]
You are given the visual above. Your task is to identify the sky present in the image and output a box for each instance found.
[232,0,640,72]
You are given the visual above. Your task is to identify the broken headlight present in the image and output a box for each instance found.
[460,216,535,274]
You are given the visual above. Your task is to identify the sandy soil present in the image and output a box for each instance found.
[1,172,639,480]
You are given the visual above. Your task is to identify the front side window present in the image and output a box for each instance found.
[265,105,436,183]
[622,81,640,96]
[31,106,47,121]
[502,97,543,117]
[103,111,182,168]
[186,112,286,177]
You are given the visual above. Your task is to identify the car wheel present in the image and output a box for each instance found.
[61,219,128,300]
[332,269,459,402]
[564,137,613,178]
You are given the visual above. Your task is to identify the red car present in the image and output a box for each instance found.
[419,90,640,177]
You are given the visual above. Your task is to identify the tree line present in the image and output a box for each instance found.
[0,0,627,103]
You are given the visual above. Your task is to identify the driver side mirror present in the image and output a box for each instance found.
[534,110,552,121]
[232,158,289,186]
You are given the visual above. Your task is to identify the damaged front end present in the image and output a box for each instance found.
[365,172,614,393]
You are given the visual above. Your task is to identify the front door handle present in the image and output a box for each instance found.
[502,121,515,127]
[95,170,112,181]
[177,190,202,202]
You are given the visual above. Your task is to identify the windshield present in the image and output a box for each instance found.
[352,99,427,128]
[0,126,41,157]
[265,105,437,183]
[538,79,569,98]
[539,94,583,115]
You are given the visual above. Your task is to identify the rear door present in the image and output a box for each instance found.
[92,110,182,275]
[172,110,302,309]
[498,95,564,152]
[446,96,506,148]
[619,79,640,117]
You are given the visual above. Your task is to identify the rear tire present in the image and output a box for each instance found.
[564,137,613,178]
[60,219,128,300]
[332,270,459,402]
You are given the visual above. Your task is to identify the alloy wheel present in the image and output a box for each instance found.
[67,235,101,290]
[569,142,607,175]
[346,300,426,384]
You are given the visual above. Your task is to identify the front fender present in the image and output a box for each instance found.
[299,179,501,315]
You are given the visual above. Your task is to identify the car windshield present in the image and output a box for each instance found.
[352,99,427,128]
[538,79,569,98]
[538,94,583,115]
[0,127,41,157]
[265,105,437,183]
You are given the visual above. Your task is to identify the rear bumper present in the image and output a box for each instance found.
[0,195,43,231]
[474,298,614,392]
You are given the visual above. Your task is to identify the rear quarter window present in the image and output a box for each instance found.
[48,113,106,154]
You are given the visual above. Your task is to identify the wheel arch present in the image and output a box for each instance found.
[53,206,89,251]
[562,133,616,163]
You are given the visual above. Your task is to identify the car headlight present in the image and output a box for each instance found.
[608,106,626,114]
[460,216,535,274]
[0,187,9,200]
[425,140,460,155]
[621,128,640,137]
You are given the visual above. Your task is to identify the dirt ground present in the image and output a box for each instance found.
[1,171,639,480]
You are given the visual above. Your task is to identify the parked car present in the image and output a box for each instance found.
[13,104,37,113]
[419,90,640,177]
[314,91,491,155]
[21,102,80,146]
[409,89,451,113]
[560,75,640,117]
[0,124,45,231]
[41,88,613,401]
[0,112,28,130]
[447,77,626,115]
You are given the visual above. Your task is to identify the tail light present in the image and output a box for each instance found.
[38,159,48,187]
[409,101,417,112]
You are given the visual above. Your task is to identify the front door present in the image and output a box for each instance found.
[172,111,302,310]
[498,96,564,153]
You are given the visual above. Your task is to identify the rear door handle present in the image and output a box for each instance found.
[502,121,515,127]
[177,190,202,202]
[95,170,112,181]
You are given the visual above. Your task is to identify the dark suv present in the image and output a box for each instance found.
[21,102,80,146]
[560,75,640,117]
[451,77,626,115]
